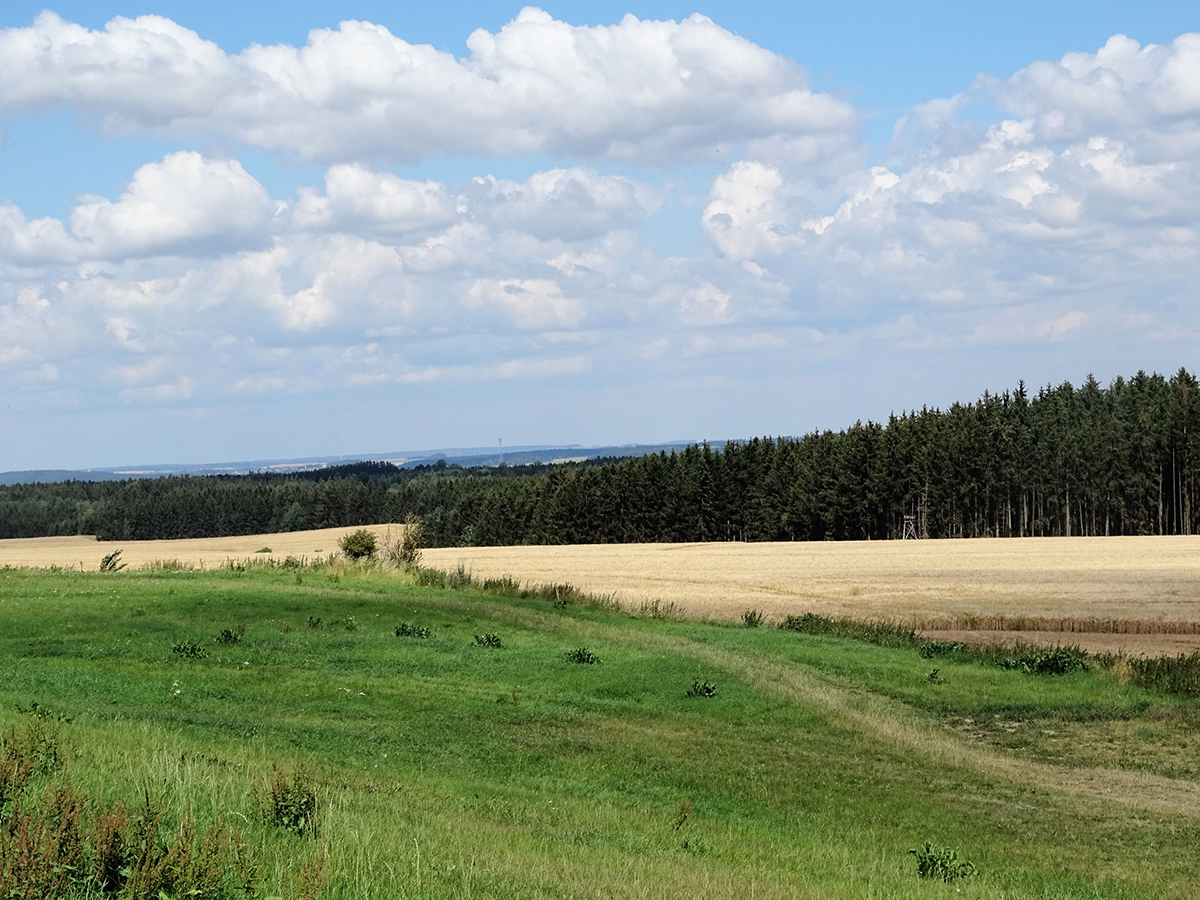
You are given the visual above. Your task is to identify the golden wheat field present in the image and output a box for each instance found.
[6,529,1200,652]
[0,525,395,571]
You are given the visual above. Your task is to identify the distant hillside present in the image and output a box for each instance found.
[0,442,707,486]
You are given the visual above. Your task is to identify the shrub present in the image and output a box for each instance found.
[383,515,424,569]
[216,626,245,645]
[686,679,718,698]
[741,609,765,628]
[172,640,206,659]
[255,547,272,554]
[474,633,502,649]
[98,549,125,573]
[394,623,430,639]
[909,841,976,882]
[260,764,322,837]
[338,529,377,560]
[565,646,600,665]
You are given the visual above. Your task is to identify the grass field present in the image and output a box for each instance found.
[3,561,1200,898]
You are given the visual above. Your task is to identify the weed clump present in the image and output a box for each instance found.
[394,622,431,639]
[741,609,765,628]
[1121,652,1200,695]
[171,640,206,659]
[474,633,502,649]
[909,841,976,883]
[216,626,245,645]
[565,647,600,665]
[259,764,322,837]
[686,679,718,698]
[1,718,65,812]
[780,613,918,648]
[995,644,1090,675]
[338,529,377,560]
[0,783,239,900]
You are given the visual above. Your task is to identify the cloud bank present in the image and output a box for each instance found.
[2,11,1200,462]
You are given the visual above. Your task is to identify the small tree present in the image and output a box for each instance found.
[338,529,377,560]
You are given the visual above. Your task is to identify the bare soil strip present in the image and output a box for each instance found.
[921,629,1200,655]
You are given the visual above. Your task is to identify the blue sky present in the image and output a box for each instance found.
[1,2,1198,469]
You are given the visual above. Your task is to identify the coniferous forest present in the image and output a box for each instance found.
[3,368,1199,545]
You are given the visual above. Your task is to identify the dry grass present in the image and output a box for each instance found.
[8,529,1200,653]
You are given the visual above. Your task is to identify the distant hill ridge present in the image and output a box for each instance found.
[0,441,708,487]
[3,368,1199,544]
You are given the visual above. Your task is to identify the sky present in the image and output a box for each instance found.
[1,2,1198,470]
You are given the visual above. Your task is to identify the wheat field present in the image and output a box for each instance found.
[6,529,1200,652]
[0,525,395,571]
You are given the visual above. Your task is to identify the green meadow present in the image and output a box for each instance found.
[3,562,1200,899]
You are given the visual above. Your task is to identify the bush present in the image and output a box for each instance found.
[686,679,718,698]
[98,549,125,573]
[338,529,377,560]
[383,515,424,569]
[909,841,976,882]
[565,646,600,665]
[474,633,502,649]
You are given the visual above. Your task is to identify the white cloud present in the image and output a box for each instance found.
[291,165,457,235]
[0,9,858,165]
[0,152,274,263]
[468,168,656,241]
[70,152,275,258]
[465,278,585,329]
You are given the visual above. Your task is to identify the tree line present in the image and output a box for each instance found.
[3,368,1198,545]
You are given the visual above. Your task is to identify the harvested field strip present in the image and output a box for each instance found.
[910,614,1200,634]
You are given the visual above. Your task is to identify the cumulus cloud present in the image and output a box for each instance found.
[0,152,274,263]
[467,169,657,241]
[0,8,858,165]
[290,165,457,236]
[7,24,1200,425]
[703,31,1200,348]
